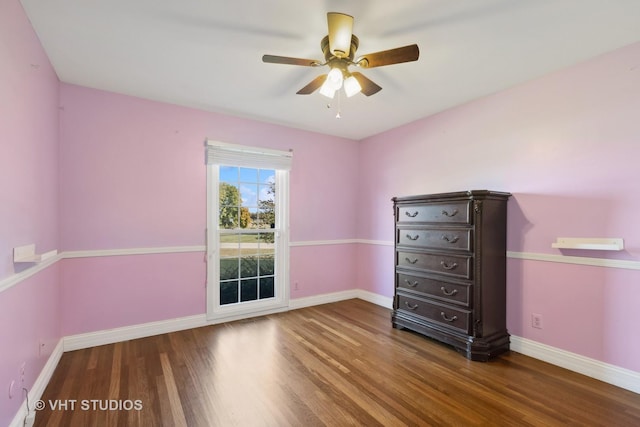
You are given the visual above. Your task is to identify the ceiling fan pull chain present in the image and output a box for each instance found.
[336,90,342,119]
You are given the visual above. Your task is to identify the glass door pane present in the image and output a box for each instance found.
[218,166,276,306]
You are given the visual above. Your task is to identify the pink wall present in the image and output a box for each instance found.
[0,0,59,278]
[0,1,61,425]
[356,42,640,372]
[58,83,360,332]
[290,245,358,299]
[60,253,206,335]
[59,84,359,249]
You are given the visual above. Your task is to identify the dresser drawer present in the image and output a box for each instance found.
[397,273,471,306]
[397,251,472,279]
[397,294,471,334]
[397,228,472,251]
[397,201,471,224]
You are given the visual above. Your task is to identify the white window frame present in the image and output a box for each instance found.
[205,140,291,321]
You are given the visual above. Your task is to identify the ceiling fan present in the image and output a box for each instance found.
[262,12,419,98]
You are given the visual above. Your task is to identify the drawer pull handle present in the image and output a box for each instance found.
[405,257,419,264]
[441,234,460,243]
[405,302,419,310]
[405,279,419,287]
[440,312,458,322]
[405,211,419,218]
[406,234,420,241]
[440,286,458,296]
[441,209,458,217]
[440,261,458,270]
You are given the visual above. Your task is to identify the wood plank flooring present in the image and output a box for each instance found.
[35,299,640,426]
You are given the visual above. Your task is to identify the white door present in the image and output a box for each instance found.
[206,142,290,321]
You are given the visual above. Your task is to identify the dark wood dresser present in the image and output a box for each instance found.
[391,190,511,361]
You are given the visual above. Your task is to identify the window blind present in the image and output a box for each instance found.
[205,140,293,170]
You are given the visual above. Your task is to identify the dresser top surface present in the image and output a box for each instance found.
[392,190,511,204]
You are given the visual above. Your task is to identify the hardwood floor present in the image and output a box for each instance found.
[35,299,640,426]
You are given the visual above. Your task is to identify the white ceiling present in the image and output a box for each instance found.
[20,0,640,140]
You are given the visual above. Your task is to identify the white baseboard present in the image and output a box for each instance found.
[289,289,392,310]
[289,289,359,310]
[9,339,64,427]
[64,314,207,352]
[510,336,640,394]
[63,290,363,354]
[355,289,394,309]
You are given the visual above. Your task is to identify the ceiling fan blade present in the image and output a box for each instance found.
[327,12,353,58]
[296,75,328,95]
[357,44,419,68]
[351,72,382,96]
[262,55,320,67]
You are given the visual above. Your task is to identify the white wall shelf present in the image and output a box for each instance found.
[13,244,58,263]
[551,238,624,251]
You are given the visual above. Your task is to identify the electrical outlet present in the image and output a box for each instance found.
[20,362,25,384]
[532,313,543,329]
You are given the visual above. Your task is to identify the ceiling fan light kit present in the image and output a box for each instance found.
[343,75,362,97]
[318,61,362,99]
[262,12,419,100]
[326,68,343,90]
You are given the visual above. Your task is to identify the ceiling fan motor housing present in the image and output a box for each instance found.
[321,35,359,63]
